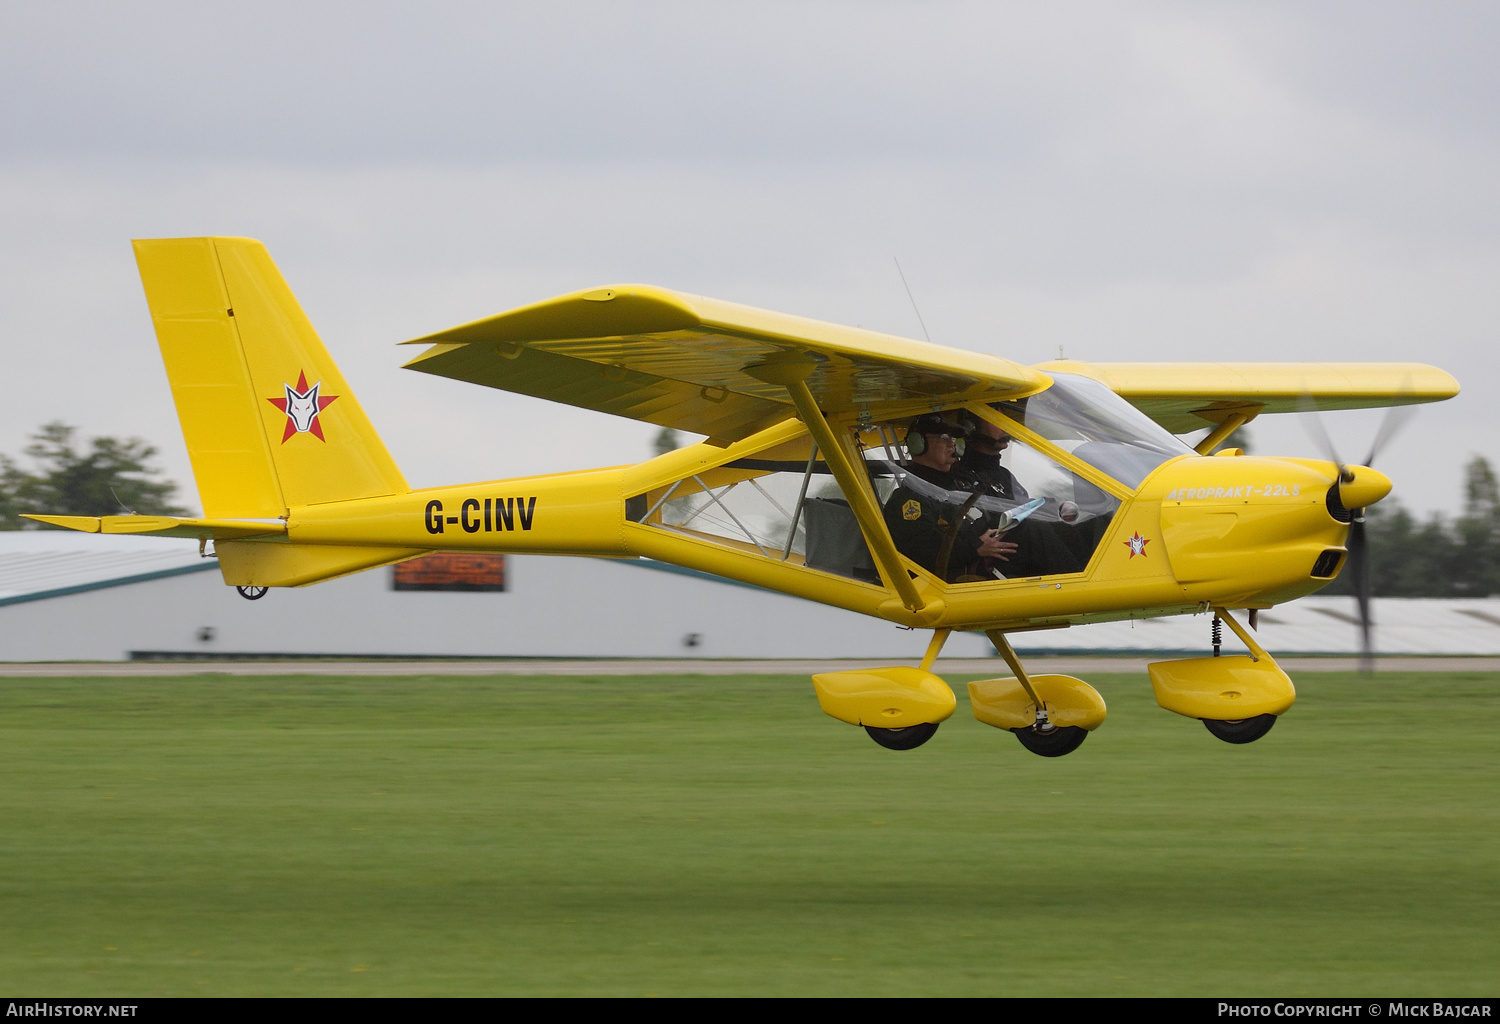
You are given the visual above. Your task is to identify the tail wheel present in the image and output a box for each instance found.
[1011,725,1088,757]
[1202,715,1277,744]
[864,722,940,750]
[236,585,268,601]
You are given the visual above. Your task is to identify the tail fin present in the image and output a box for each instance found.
[133,237,408,518]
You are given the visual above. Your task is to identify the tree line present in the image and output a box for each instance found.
[1,423,1496,598]
[1321,455,1500,599]
[0,422,186,526]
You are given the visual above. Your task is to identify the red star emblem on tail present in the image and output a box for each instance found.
[268,371,339,442]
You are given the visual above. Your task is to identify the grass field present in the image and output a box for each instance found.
[0,669,1496,997]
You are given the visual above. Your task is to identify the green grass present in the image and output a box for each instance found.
[0,670,1496,996]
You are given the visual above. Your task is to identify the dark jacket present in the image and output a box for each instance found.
[955,454,1101,577]
[957,451,1030,501]
[881,463,987,581]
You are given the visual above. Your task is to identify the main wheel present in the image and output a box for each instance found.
[1011,725,1088,757]
[1202,714,1277,744]
[236,585,268,601]
[864,722,940,750]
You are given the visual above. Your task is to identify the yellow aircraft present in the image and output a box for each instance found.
[29,238,1459,755]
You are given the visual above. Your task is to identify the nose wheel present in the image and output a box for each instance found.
[236,585,268,601]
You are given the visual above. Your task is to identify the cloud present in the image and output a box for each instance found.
[0,2,1494,515]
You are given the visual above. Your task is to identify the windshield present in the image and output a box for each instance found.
[995,372,1195,489]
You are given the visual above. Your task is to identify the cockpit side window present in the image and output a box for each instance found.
[628,431,886,585]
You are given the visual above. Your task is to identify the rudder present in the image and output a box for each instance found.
[134,237,408,518]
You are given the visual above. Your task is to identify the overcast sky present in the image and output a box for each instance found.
[1,1,1495,517]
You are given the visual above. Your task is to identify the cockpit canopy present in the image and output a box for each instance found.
[996,372,1196,489]
[627,371,1197,589]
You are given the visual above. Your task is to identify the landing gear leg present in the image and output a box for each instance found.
[918,628,951,672]
[986,629,1089,757]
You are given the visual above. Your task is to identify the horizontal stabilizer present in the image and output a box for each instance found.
[21,514,286,541]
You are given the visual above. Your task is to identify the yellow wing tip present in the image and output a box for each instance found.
[20,514,100,532]
[399,283,696,346]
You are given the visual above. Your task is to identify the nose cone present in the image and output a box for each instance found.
[1339,466,1392,510]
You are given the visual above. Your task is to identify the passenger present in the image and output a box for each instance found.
[959,418,1031,501]
[956,414,1106,577]
[882,413,1016,581]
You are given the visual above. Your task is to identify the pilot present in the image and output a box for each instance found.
[882,413,1016,581]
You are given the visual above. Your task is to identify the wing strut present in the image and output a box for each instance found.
[748,357,930,616]
[1194,413,1252,455]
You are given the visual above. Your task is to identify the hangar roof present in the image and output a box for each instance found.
[0,532,211,606]
[2,532,1499,655]
[1012,598,1500,656]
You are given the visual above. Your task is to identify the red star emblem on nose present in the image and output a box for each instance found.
[268,370,339,442]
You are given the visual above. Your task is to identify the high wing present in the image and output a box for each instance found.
[1033,361,1460,433]
[401,285,1049,442]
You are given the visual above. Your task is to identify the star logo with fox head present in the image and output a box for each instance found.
[268,371,338,442]
[1124,531,1150,558]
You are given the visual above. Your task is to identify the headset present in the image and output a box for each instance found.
[904,413,969,458]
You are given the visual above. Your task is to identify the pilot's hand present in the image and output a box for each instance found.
[977,529,1019,561]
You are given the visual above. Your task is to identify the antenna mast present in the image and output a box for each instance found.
[893,258,932,344]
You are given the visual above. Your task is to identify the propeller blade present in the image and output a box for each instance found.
[1362,403,1416,469]
[1297,393,1351,481]
[1349,518,1374,673]
[1305,386,1409,672]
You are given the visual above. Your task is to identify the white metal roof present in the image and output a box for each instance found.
[1005,596,1500,656]
[0,532,210,604]
[2,531,1498,656]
